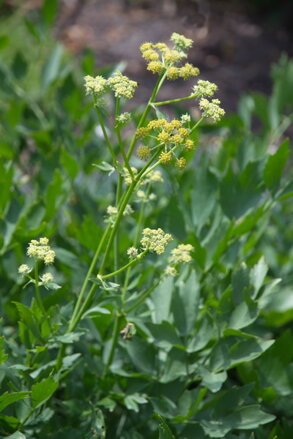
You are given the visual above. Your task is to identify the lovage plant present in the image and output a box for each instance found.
[1,30,292,439]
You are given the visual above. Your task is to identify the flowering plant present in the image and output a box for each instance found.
[1,23,292,438]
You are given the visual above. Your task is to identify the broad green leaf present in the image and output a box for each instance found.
[31,377,58,409]
[159,195,186,241]
[0,392,30,412]
[147,321,182,350]
[151,277,173,324]
[199,366,227,393]
[159,348,187,383]
[191,165,217,233]
[124,337,156,375]
[229,300,258,330]
[172,270,199,336]
[263,139,290,191]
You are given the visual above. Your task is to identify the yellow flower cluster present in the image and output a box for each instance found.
[136,118,196,168]
[140,228,172,254]
[192,80,218,98]
[84,72,137,101]
[199,98,225,122]
[168,244,194,264]
[108,72,138,100]
[27,237,55,264]
[84,75,107,96]
[137,145,151,160]
[140,33,199,80]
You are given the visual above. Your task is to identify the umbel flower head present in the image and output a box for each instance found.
[140,228,172,254]
[27,237,55,265]
[84,71,137,102]
[140,33,199,80]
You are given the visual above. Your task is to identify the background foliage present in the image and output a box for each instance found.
[0,2,293,438]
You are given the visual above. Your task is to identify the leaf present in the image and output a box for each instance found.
[172,271,200,336]
[191,165,217,233]
[44,169,66,220]
[42,0,58,26]
[0,392,30,412]
[155,414,175,439]
[159,348,187,383]
[159,195,186,241]
[31,377,58,409]
[250,256,268,297]
[264,139,290,192]
[82,306,111,319]
[5,432,26,439]
[54,332,85,344]
[229,300,259,330]
[124,393,147,412]
[11,52,27,80]
[199,366,227,393]
[220,162,263,219]
[124,337,156,375]
[151,277,173,324]
[0,337,8,364]
[41,44,63,90]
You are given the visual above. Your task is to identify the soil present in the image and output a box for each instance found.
[56,0,293,113]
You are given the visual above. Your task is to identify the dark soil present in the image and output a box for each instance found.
[57,0,293,112]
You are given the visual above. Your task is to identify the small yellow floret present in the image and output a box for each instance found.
[166,66,180,80]
[140,42,153,52]
[157,131,171,144]
[179,63,200,80]
[184,139,196,150]
[137,145,151,160]
[159,151,172,164]
[176,157,187,169]
[148,119,167,130]
[147,61,164,74]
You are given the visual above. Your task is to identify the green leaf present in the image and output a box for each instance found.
[5,432,26,439]
[44,169,67,220]
[159,348,187,383]
[191,165,217,233]
[42,0,58,26]
[199,366,227,393]
[124,393,147,412]
[0,392,30,412]
[229,300,258,330]
[250,256,268,296]
[263,139,290,191]
[151,277,173,324]
[155,414,175,439]
[0,337,8,364]
[172,271,200,336]
[124,337,156,375]
[11,52,27,80]
[41,44,63,90]
[31,377,58,409]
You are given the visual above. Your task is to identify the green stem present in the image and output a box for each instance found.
[98,150,161,276]
[102,311,122,378]
[67,226,111,332]
[100,250,148,280]
[126,72,167,160]
[126,277,162,313]
[115,98,134,178]
[121,185,151,301]
[95,103,116,163]
[34,262,46,316]
[190,117,204,135]
[152,93,199,107]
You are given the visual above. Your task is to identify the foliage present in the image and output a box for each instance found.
[0,4,293,439]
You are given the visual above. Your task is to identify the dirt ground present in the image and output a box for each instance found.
[56,0,293,112]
